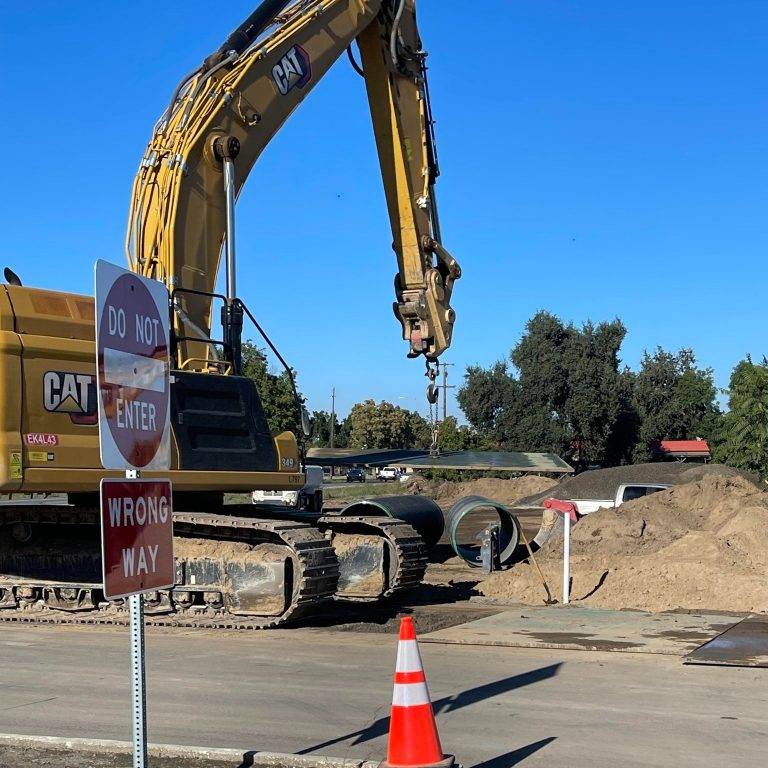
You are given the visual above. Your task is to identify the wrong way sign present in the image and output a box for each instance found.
[101,478,174,599]
[95,261,171,471]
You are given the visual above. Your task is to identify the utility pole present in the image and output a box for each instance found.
[330,387,336,449]
[439,363,455,421]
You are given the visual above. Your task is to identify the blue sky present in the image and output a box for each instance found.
[1,1,766,419]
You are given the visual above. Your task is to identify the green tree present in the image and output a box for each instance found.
[458,311,635,466]
[346,400,430,449]
[241,341,303,435]
[508,312,571,453]
[714,356,768,475]
[559,319,636,466]
[457,362,517,444]
[632,348,721,461]
[336,414,353,449]
[435,416,478,451]
[308,410,344,448]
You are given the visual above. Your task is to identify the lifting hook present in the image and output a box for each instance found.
[425,360,439,405]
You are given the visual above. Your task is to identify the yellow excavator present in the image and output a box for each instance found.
[0,0,459,627]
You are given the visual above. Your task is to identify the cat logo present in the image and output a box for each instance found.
[43,371,97,425]
[272,45,312,96]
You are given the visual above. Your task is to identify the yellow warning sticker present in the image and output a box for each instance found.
[28,451,49,463]
[9,451,21,480]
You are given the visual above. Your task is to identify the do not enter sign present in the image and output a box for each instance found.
[95,261,171,471]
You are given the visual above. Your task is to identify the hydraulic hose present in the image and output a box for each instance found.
[159,64,203,132]
[205,0,295,68]
[390,0,407,65]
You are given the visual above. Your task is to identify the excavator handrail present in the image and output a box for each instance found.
[169,286,233,366]
[178,358,234,374]
[169,285,301,415]
[236,297,307,462]
[170,285,307,457]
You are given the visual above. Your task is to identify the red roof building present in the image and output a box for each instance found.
[654,439,711,461]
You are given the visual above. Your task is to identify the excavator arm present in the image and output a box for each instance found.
[126,0,460,369]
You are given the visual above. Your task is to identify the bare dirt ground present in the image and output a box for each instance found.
[481,472,768,613]
[0,749,124,768]
[294,465,768,618]
[406,464,768,617]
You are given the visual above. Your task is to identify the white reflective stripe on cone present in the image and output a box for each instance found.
[395,639,423,673]
[392,681,431,707]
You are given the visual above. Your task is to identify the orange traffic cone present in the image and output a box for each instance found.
[382,617,455,768]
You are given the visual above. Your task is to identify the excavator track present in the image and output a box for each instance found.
[0,506,339,630]
[318,515,427,602]
[0,504,429,629]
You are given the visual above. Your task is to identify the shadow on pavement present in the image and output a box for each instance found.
[436,664,562,714]
[298,663,563,754]
[469,738,557,768]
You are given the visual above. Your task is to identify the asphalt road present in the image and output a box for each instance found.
[0,623,765,768]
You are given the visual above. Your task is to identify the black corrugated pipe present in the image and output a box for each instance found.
[447,496,521,568]
[339,496,445,549]
[205,0,295,68]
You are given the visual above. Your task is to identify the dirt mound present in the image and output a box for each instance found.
[481,473,768,613]
[406,475,557,510]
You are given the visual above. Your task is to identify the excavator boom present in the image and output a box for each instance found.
[126,0,459,366]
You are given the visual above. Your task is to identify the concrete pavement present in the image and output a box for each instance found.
[0,623,765,767]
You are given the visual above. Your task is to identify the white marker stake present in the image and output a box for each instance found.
[563,512,571,605]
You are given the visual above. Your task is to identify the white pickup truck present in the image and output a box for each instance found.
[252,465,325,512]
[566,483,671,516]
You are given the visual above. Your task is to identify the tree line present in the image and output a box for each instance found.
[240,312,768,476]
[242,341,462,451]
[457,311,768,474]
[457,312,721,468]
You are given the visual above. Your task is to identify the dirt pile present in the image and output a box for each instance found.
[481,473,768,613]
[406,475,557,510]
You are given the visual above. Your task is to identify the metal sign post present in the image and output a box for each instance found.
[130,591,148,768]
[95,261,172,768]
